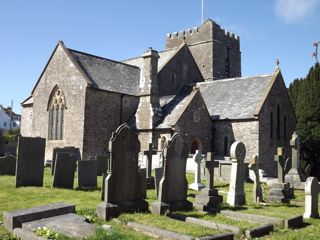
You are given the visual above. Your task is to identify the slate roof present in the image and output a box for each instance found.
[69,49,141,96]
[197,74,274,120]
[156,87,197,129]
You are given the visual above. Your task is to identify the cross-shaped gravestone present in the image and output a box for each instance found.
[248,154,263,204]
[189,150,205,191]
[290,131,301,170]
[274,147,286,183]
[205,152,219,190]
[143,143,157,179]
[304,177,320,219]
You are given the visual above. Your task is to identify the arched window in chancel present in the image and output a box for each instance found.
[48,87,66,140]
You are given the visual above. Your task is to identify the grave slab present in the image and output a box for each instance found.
[245,224,273,239]
[15,137,46,187]
[13,228,45,240]
[0,155,16,175]
[52,152,77,189]
[78,160,97,188]
[3,202,75,232]
[284,215,304,229]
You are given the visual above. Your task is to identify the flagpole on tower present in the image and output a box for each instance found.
[201,0,204,24]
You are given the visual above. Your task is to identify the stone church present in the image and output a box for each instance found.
[21,19,296,177]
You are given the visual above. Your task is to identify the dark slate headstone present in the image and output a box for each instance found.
[5,142,17,156]
[154,167,164,199]
[0,155,16,175]
[51,147,80,175]
[52,152,77,189]
[96,124,148,220]
[139,168,147,199]
[0,130,5,157]
[151,133,192,215]
[96,154,109,176]
[78,160,97,188]
[16,137,46,187]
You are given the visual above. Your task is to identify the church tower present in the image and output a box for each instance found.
[165,19,241,80]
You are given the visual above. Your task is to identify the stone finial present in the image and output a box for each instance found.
[230,142,246,162]
[275,59,280,70]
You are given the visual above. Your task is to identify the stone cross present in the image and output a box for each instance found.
[274,147,286,183]
[227,142,246,206]
[189,150,206,191]
[248,154,263,204]
[205,152,218,190]
[143,143,157,179]
[304,177,320,219]
[290,131,301,169]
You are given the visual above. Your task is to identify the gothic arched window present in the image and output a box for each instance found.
[48,87,66,140]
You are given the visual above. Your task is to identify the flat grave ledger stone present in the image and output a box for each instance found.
[16,136,46,187]
[52,152,77,189]
[0,155,16,175]
[78,160,97,188]
[227,142,246,206]
[151,133,192,215]
[51,147,80,175]
[96,124,148,220]
[304,177,320,219]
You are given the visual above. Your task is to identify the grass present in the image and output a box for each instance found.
[1,168,320,239]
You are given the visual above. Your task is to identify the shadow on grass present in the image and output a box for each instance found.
[220,206,248,211]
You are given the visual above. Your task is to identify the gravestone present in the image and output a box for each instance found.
[51,147,80,175]
[285,132,305,189]
[0,155,16,175]
[96,154,109,176]
[248,154,263,204]
[154,167,164,198]
[268,147,293,203]
[189,150,206,191]
[16,137,46,187]
[194,152,223,211]
[303,177,319,219]
[143,143,157,189]
[78,160,97,188]
[52,152,77,189]
[227,142,246,206]
[0,130,5,157]
[101,172,107,201]
[151,133,192,215]
[96,124,148,220]
[139,168,147,199]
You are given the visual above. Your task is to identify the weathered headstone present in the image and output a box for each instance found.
[189,150,206,191]
[16,137,46,187]
[194,152,223,211]
[96,154,109,176]
[303,177,319,219]
[268,147,293,203]
[151,133,192,215]
[0,155,16,175]
[154,167,164,198]
[227,142,246,206]
[0,130,5,157]
[52,152,77,189]
[143,143,157,189]
[248,154,263,204]
[78,160,97,188]
[285,132,305,189]
[51,147,80,175]
[96,124,148,220]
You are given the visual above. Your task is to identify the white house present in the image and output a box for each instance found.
[0,105,21,131]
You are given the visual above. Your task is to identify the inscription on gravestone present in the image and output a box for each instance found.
[16,137,46,187]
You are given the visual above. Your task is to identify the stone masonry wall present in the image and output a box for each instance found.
[258,73,296,177]
[29,45,87,160]
[20,106,33,136]
[213,120,259,163]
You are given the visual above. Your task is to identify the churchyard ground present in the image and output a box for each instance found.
[1,168,320,239]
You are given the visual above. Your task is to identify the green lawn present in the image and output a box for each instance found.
[1,168,320,239]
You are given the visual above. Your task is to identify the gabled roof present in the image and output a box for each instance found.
[156,87,199,129]
[197,73,276,120]
[31,41,141,97]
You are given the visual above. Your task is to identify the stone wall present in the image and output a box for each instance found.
[23,44,88,160]
[165,20,241,80]
[82,88,139,159]
[258,73,296,177]
[213,120,259,163]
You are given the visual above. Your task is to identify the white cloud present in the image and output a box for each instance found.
[274,0,320,23]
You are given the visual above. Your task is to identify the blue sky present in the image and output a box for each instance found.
[0,0,319,113]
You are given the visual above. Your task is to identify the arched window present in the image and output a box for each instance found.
[48,87,66,140]
[190,138,202,154]
[277,104,280,140]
